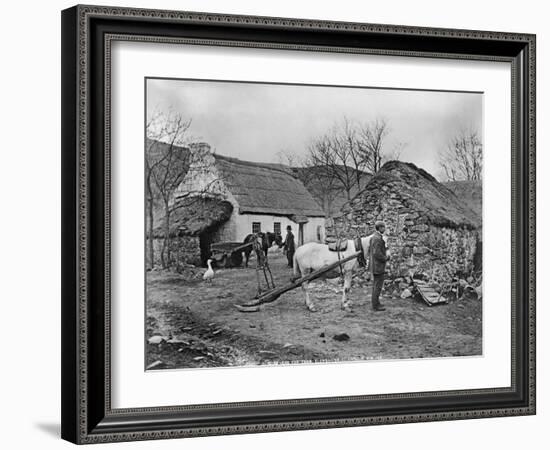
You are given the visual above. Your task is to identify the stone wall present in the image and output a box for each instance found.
[149,236,201,268]
[327,202,479,282]
[172,142,229,204]
[172,236,202,267]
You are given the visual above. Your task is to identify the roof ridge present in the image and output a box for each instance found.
[213,153,292,175]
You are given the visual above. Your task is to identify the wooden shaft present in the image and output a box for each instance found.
[230,241,253,253]
[262,266,270,287]
[255,268,262,294]
[267,265,275,289]
[241,251,361,306]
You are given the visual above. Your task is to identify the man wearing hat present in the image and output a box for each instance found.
[283,225,296,268]
[369,220,390,311]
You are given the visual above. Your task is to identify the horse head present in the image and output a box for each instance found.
[272,232,283,248]
[263,231,282,248]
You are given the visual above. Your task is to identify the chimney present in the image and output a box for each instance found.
[189,142,211,155]
[187,142,214,169]
[173,141,224,202]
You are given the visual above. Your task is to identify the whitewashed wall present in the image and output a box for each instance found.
[234,213,325,244]
[302,217,326,243]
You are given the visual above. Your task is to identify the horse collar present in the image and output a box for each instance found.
[354,237,367,268]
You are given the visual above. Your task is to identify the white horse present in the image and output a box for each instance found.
[293,236,374,312]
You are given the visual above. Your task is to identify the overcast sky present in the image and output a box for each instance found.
[146,78,482,179]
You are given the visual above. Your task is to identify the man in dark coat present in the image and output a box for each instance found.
[283,225,296,268]
[369,221,390,311]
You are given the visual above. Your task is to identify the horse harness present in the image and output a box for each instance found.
[335,237,366,279]
[354,237,367,268]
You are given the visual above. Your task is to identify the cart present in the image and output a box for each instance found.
[210,241,252,268]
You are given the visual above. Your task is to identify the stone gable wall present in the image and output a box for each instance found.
[327,194,480,282]
[172,142,229,204]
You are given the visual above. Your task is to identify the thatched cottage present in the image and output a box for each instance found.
[168,142,325,265]
[329,161,481,281]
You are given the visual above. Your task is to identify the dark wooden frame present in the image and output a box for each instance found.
[61,4,536,444]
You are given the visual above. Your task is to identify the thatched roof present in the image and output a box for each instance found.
[214,154,325,217]
[154,197,233,238]
[352,161,479,229]
[146,138,189,168]
[444,180,482,227]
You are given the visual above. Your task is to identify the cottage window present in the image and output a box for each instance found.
[273,222,281,235]
[252,222,261,234]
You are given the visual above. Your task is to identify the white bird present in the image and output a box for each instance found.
[203,259,214,283]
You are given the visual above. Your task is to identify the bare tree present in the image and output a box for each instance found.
[303,135,343,216]
[386,140,406,162]
[276,144,341,216]
[357,117,391,173]
[334,117,371,194]
[301,117,394,215]
[146,110,192,268]
[145,140,158,270]
[315,118,372,201]
[145,110,165,270]
[439,129,483,181]
[275,148,302,168]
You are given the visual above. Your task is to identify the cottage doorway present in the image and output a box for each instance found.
[298,224,304,246]
[199,232,214,267]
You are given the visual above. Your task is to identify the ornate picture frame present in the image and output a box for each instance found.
[61,5,535,444]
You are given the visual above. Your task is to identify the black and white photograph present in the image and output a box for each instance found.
[0,0,544,447]
[145,78,483,370]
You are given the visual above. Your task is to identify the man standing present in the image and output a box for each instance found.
[369,221,390,311]
[283,225,295,268]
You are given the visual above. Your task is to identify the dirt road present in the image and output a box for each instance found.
[146,250,482,370]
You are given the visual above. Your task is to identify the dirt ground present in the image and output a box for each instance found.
[146,250,482,370]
